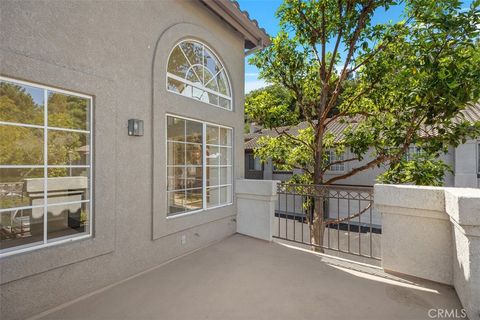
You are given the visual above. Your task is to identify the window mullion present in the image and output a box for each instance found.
[218,127,221,206]
[204,68,223,87]
[179,45,201,84]
[202,123,207,211]
[184,122,187,211]
[202,45,205,85]
[43,89,48,244]
[167,73,231,101]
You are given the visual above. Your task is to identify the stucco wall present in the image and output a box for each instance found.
[0,1,244,319]
[236,179,277,241]
[375,184,480,320]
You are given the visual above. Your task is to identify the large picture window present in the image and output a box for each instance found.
[0,76,92,256]
[167,40,232,110]
[167,115,232,217]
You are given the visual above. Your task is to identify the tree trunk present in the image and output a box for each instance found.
[312,111,326,252]
[309,187,327,253]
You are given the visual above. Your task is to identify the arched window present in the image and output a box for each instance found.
[167,40,232,110]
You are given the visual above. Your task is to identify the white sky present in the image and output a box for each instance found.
[244,73,268,93]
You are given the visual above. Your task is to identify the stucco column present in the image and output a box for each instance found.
[236,179,278,241]
[445,188,480,320]
[374,184,453,285]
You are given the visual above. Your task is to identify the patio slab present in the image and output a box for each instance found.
[35,234,462,320]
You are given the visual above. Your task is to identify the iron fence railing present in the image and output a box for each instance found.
[274,183,381,260]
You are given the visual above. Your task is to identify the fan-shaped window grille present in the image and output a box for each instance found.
[167,40,232,110]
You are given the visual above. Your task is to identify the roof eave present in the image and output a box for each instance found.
[200,0,271,55]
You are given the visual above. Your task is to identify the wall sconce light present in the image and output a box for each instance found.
[128,119,144,136]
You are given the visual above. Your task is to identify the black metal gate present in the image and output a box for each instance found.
[274,183,381,260]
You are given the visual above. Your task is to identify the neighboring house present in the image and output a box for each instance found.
[245,103,480,188]
[246,104,479,228]
[0,1,269,319]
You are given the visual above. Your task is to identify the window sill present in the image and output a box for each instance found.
[166,202,234,220]
[0,234,92,259]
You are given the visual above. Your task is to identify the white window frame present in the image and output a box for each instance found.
[166,39,233,111]
[326,150,345,173]
[0,76,93,258]
[405,145,422,161]
[165,114,233,219]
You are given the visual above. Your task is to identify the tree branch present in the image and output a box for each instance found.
[274,158,312,175]
[323,0,376,119]
[274,127,314,152]
[320,3,327,83]
[324,154,388,185]
[324,109,428,185]
[322,156,360,173]
[325,202,372,225]
[326,0,344,82]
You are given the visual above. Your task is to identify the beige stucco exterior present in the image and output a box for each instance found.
[375,184,480,320]
[0,1,251,319]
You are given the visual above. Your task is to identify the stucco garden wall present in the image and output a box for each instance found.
[236,179,278,241]
[0,1,244,319]
[375,184,480,320]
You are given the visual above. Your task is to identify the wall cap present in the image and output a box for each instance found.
[236,179,279,197]
[374,184,446,218]
[445,187,480,228]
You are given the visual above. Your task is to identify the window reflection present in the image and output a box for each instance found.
[186,120,202,143]
[0,78,92,254]
[207,187,220,208]
[167,191,186,215]
[206,126,219,145]
[0,81,44,125]
[186,167,202,189]
[186,144,202,165]
[167,116,203,216]
[167,117,185,141]
[0,168,44,209]
[166,40,232,110]
[207,167,219,187]
[48,130,89,166]
[0,207,44,250]
[186,189,202,211]
[166,116,232,216]
[47,202,89,241]
[167,142,185,166]
[47,168,89,202]
[0,125,44,165]
[48,91,89,130]
[205,125,232,207]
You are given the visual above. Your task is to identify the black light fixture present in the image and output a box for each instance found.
[128,119,144,136]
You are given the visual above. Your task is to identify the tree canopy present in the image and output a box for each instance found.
[248,0,480,186]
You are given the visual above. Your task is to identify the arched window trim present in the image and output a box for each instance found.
[166,39,233,111]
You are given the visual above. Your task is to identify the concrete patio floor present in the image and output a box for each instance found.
[36,234,462,320]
